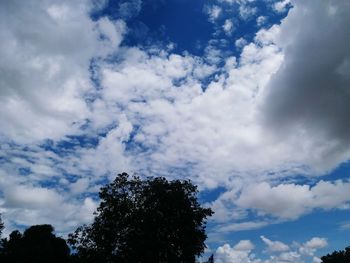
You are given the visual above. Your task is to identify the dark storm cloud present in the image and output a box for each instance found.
[263,0,350,143]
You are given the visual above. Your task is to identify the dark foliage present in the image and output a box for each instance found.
[0,214,3,238]
[69,172,213,263]
[0,224,70,263]
[321,246,350,263]
[205,254,214,263]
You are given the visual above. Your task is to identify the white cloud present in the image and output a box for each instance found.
[0,0,125,143]
[214,236,327,263]
[262,0,350,174]
[0,0,125,231]
[239,5,258,20]
[236,180,350,219]
[235,37,248,49]
[4,185,63,210]
[220,0,256,5]
[261,235,290,252]
[266,251,301,263]
[1,183,97,233]
[207,5,222,22]
[70,178,90,195]
[255,25,280,45]
[96,17,126,49]
[256,16,267,26]
[299,237,328,257]
[78,115,133,178]
[234,240,255,251]
[273,0,291,13]
[223,19,234,35]
[218,221,270,232]
[215,241,259,263]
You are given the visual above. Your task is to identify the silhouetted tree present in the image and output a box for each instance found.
[0,214,3,238]
[321,246,350,263]
[0,224,70,263]
[69,172,213,263]
[205,254,214,263]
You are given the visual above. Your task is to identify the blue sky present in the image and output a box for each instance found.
[1,0,350,262]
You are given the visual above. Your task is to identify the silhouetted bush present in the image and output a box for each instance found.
[0,224,70,263]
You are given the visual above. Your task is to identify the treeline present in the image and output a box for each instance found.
[0,173,214,263]
[0,224,70,263]
[0,173,348,263]
[321,246,350,263]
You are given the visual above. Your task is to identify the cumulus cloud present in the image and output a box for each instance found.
[215,241,258,263]
[207,5,222,22]
[4,185,63,210]
[1,183,97,233]
[236,180,350,219]
[256,16,267,26]
[223,19,234,35]
[239,4,258,20]
[299,237,328,257]
[263,0,350,173]
[260,236,289,252]
[0,0,124,231]
[273,0,291,13]
[235,37,248,49]
[215,237,326,263]
[70,178,90,195]
[234,240,255,251]
[0,0,125,143]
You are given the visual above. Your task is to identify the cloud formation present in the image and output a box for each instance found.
[263,0,350,173]
[1,0,350,241]
[215,236,327,263]
[0,0,125,143]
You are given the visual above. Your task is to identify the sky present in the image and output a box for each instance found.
[0,0,350,262]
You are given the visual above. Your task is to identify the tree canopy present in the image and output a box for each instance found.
[68,172,213,263]
[0,224,70,263]
[321,246,350,263]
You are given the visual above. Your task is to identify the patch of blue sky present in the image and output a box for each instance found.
[38,176,68,189]
[40,136,98,158]
[88,0,291,80]
[18,167,31,176]
[88,58,103,91]
[124,125,153,153]
[205,209,350,260]
[257,209,350,255]
[274,163,350,187]
[199,186,227,203]
[322,161,350,181]
[91,1,233,55]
